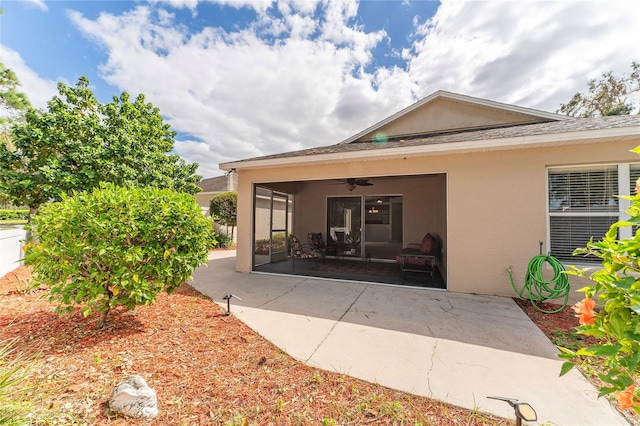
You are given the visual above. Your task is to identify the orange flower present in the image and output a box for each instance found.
[572,297,597,326]
[618,385,638,411]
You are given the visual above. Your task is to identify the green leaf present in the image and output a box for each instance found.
[597,386,618,398]
[608,315,627,341]
[576,347,597,356]
[559,361,575,376]
[556,346,577,356]
[590,344,622,357]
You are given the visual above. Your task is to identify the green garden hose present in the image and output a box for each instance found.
[508,243,570,314]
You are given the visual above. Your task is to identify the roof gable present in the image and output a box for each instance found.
[342,90,568,144]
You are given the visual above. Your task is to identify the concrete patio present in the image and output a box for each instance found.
[190,250,628,425]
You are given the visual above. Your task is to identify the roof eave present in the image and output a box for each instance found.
[220,126,640,172]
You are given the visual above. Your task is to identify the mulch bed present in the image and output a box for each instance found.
[513,298,598,348]
[1,266,510,425]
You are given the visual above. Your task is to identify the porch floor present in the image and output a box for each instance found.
[254,257,446,289]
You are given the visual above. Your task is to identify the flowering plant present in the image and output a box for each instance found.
[560,174,640,415]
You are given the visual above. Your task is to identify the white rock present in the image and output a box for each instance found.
[109,375,158,419]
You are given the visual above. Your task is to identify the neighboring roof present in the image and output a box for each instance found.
[339,90,569,145]
[221,115,640,171]
[196,175,230,193]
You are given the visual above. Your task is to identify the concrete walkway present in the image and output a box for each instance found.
[190,251,628,425]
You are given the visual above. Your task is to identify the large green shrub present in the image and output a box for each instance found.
[25,184,212,328]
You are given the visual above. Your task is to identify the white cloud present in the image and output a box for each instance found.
[174,139,221,177]
[407,0,640,112]
[151,0,274,13]
[22,0,48,12]
[67,1,413,176]
[63,0,640,177]
[1,46,58,110]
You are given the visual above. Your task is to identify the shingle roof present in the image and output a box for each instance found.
[228,115,640,165]
[196,175,229,193]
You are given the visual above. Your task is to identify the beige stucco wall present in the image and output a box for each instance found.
[194,193,213,216]
[360,98,546,141]
[235,136,640,302]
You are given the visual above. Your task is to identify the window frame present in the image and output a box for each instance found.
[546,163,637,265]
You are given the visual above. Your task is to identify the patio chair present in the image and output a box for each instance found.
[290,234,323,271]
[396,233,440,282]
[307,232,327,259]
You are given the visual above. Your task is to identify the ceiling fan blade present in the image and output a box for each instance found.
[330,178,374,189]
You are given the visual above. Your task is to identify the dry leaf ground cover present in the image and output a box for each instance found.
[1,265,510,425]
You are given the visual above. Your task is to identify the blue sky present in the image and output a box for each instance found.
[2,0,639,177]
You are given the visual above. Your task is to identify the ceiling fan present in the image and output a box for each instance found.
[333,178,374,191]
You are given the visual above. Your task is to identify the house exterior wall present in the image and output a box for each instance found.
[195,193,213,216]
[194,173,239,216]
[234,137,640,301]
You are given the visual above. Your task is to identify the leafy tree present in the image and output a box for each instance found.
[0,62,31,130]
[24,183,212,328]
[558,61,640,117]
[0,61,31,205]
[210,191,237,239]
[0,77,201,216]
[0,8,30,131]
[560,146,640,415]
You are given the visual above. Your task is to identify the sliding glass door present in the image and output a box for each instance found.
[327,197,362,258]
[327,195,403,260]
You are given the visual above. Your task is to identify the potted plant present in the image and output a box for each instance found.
[345,231,361,253]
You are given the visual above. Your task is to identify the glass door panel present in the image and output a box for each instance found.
[271,192,288,262]
[327,197,362,258]
[253,186,293,267]
[254,187,272,267]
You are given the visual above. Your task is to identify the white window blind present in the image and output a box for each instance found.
[548,165,619,263]
[630,164,640,195]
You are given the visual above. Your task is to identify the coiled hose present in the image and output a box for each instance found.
[508,245,570,314]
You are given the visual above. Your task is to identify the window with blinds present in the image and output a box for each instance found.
[548,165,621,264]
[631,164,640,195]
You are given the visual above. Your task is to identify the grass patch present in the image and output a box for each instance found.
[0,339,72,425]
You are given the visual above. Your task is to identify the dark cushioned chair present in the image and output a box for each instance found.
[395,233,440,281]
